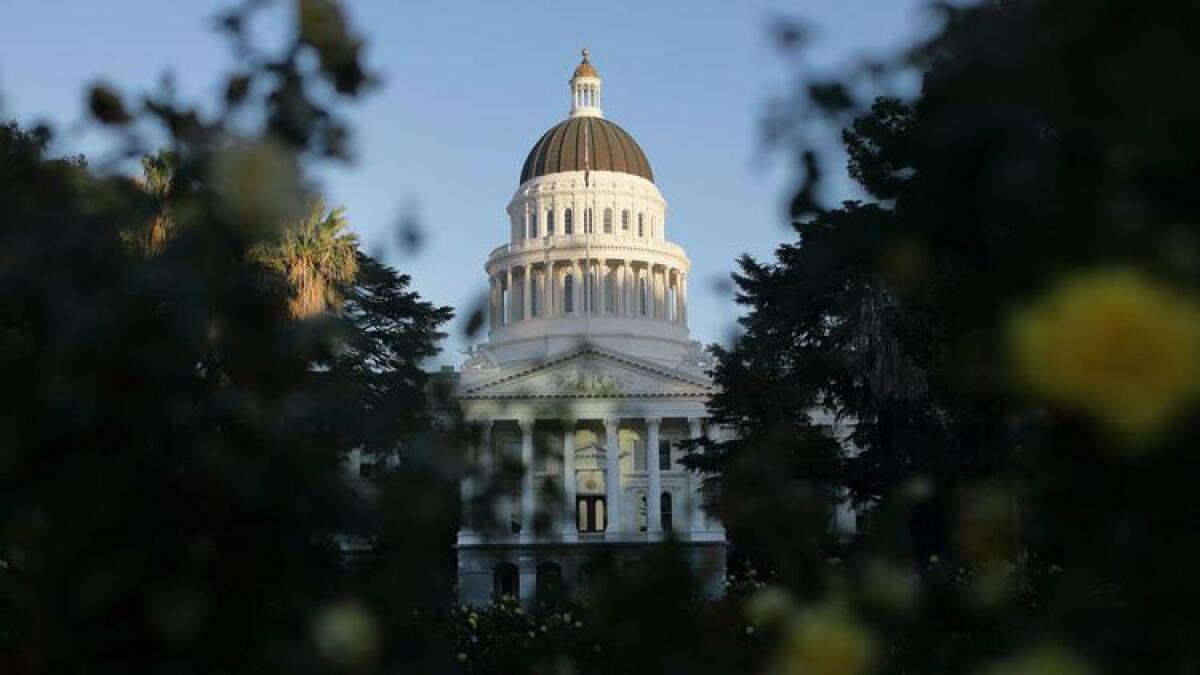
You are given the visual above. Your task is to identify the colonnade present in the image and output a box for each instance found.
[461,416,708,540]
[488,258,688,329]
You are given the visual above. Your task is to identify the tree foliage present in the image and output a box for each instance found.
[0,2,455,672]
[699,1,1200,673]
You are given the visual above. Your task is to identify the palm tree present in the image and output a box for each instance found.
[139,150,175,255]
[252,197,359,319]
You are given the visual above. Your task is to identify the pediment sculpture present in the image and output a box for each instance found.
[460,344,499,371]
[554,366,634,394]
[677,340,717,372]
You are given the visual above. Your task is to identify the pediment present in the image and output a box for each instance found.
[458,346,714,400]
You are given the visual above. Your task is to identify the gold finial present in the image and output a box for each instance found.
[581,48,590,61]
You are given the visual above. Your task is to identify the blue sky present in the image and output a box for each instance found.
[0,1,950,363]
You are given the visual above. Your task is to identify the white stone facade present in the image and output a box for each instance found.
[455,52,726,607]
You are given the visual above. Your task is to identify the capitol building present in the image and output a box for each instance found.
[454,50,727,606]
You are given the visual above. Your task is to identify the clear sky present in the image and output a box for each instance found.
[0,1,949,364]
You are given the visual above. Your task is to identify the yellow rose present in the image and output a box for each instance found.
[746,586,798,626]
[1010,268,1200,447]
[310,598,380,669]
[979,642,1094,675]
[772,602,876,675]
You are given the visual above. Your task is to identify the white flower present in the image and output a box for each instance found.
[210,139,303,237]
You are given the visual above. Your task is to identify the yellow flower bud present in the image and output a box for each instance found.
[1010,268,1200,448]
[773,602,876,675]
[310,598,380,669]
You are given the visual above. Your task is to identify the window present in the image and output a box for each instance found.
[633,439,646,472]
[536,563,564,607]
[639,278,648,316]
[564,208,573,234]
[358,459,378,478]
[603,208,613,233]
[660,493,674,532]
[659,440,671,471]
[584,208,593,234]
[579,561,603,588]
[546,209,555,235]
[564,274,575,314]
[578,496,606,532]
[637,213,644,237]
[494,563,519,599]
[531,280,540,317]
[529,211,538,238]
[622,210,630,231]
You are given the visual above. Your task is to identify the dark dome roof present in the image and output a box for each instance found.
[520,117,654,185]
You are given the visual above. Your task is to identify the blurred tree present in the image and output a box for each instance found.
[0,1,458,673]
[697,1,1200,673]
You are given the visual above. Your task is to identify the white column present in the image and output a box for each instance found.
[571,258,580,314]
[670,269,679,322]
[478,421,494,529]
[544,263,554,318]
[522,267,531,320]
[519,419,535,539]
[488,276,497,329]
[562,418,577,540]
[660,268,667,319]
[687,417,703,533]
[616,260,626,316]
[505,267,514,324]
[598,261,606,314]
[680,272,688,326]
[604,418,620,534]
[646,417,662,534]
[459,437,475,536]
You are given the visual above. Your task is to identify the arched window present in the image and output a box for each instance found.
[637,213,644,237]
[638,492,648,532]
[577,496,606,532]
[536,562,564,608]
[546,209,555,235]
[660,492,674,532]
[494,563,519,599]
[603,208,613,233]
[529,210,538,238]
[639,277,649,316]
[564,274,575,314]
[564,208,574,235]
[621,210,630,231]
